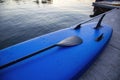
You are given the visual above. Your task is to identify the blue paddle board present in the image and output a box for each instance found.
[0,22,112,80]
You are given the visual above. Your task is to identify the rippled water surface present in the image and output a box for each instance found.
[0,0,95,49]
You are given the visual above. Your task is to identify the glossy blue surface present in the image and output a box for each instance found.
[0,22,112,80]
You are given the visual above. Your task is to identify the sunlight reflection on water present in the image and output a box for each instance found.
[0,0,95,24]
[0,0,94,12]
[0,0,95,49]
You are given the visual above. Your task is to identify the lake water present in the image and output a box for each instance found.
[0,0,95,49]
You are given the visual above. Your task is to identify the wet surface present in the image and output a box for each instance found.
[0,0,94,49]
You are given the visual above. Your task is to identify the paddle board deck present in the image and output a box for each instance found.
[0,22,112,80]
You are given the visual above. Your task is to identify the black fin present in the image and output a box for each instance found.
[94,14,106,29]
[74,24,81,29]
[95,33,104,41]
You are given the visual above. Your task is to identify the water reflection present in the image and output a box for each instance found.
[0,0,53,4]
[41,0,53,4]
[0,0,94,49]
[34,0,40,5]
[0,0,94,7]
[14,0,22,4]
[0,0,4,3]
[33,0,53,5]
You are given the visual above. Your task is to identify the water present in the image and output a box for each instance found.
[0,0,95,49]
